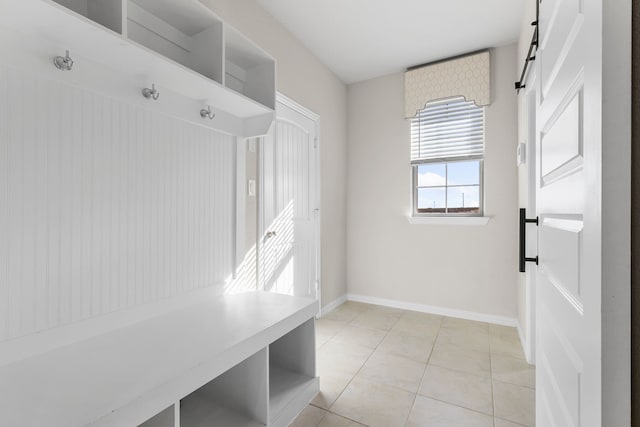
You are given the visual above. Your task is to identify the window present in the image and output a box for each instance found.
[411,97,484,216]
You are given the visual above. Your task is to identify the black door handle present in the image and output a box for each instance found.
[519,208,539,272]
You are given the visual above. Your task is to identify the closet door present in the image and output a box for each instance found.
[260,96,319,301]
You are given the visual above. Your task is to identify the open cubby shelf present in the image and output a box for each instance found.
[180,399,265,427]
[268,318,317,424]
[51,0,123,34]
[225,25,276,110]
[269,365,317,421]
[171,319,319,427]
[180,349,268,427]
[9,0,275,136]
[126,0,224,85]
[139,405,174,427]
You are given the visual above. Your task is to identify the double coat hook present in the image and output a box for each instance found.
[142,84,160,100]
[53,50,74,71]
[200,105,215,120]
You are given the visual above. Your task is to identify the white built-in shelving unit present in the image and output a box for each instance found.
[0,2,319,426]
[0,0,276,137]
[0,292,319,427]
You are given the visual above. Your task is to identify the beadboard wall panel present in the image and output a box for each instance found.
[0,67,236,342]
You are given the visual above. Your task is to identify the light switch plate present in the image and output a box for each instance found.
[517,143,526,166]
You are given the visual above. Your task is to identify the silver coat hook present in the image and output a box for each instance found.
[200,105,215,120]
[53,50,74,71]
[142,84,160,100]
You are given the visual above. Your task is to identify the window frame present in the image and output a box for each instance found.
[412,157,484,218]
[410,97,485,218]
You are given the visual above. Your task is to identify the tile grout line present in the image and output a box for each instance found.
[319,310,394,426]
[418,321,509,424]
[408,319,510,422]
[489,328,536,427]
[410,321,501,421]
[384,309,443,425]
[311,304,402,425]
[318,306,431,426]
[311,304,529,427]
[346,313,502,424]
[403,316,443,426]
[314,407,366,427]
[427,331,494,380]
[412,394,499,420]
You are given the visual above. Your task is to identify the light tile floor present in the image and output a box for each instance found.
[290,301,535,427]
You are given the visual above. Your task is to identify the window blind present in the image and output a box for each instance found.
[410,97,485,164]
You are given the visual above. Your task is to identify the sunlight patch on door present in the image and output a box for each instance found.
[262,200,295,294]
[269,256,295,296]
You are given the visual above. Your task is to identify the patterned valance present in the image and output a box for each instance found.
[404,51,491,118]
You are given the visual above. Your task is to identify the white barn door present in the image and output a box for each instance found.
[535,0,630,425]
[260,96,319,300]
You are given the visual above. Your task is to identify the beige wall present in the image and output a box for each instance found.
[200,0,349,307]
[346,44,519,319]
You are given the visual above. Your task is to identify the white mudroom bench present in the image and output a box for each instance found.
[0,292,319,427]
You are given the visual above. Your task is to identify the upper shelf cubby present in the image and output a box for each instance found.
[51,0,123,34]
[126,0,224,85]
[6,0,276,136]
[225,26,276,110]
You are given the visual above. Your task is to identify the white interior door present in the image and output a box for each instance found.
[260,96,319,300]
[535,0,630,425]
[535,0,596,422]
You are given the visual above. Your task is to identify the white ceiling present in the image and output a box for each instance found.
[255,0,526,84]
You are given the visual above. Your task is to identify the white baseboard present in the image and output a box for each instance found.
[347,294,518,327]
[319,294,348,317]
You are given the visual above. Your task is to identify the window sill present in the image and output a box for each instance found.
[406,216,491,226]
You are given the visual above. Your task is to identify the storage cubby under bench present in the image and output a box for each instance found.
[0,292,319,427]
